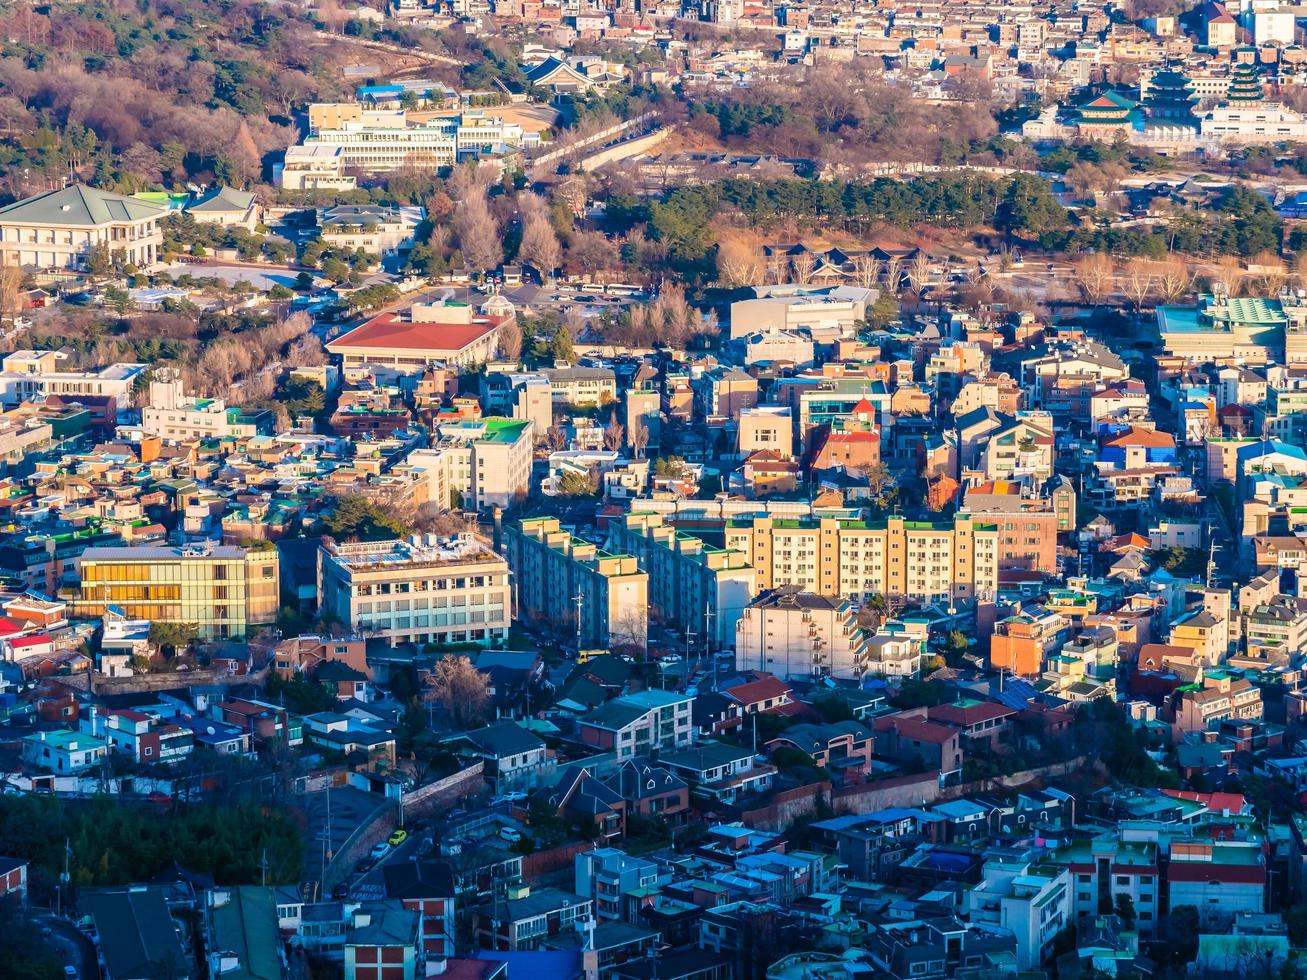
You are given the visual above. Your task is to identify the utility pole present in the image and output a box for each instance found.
[58,838,70,918]
[703,602,715,665]
[572,589,584,651]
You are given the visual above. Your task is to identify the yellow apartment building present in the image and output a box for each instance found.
[723,515,999,607]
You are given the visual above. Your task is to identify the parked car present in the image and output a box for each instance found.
[369,842,391,861]
[416,837,434,857]
[388,829,408,847]
[499,827,523,843]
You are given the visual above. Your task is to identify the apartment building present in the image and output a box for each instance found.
[0,183,166,271]
[965,860,1070,972]
[1245,597,1307,659]
[0,350,144,413]
[1171,674,1263,736]
[541,366,618,406]
[399,417,534,510]
[962,477,1075,573]
[723,515,999,607]
[1052,838,1161,936]
[77,544,279,640]
[737,406,794,458]
[575,848,660,922]
[990,609,1071,677]
[20,729,109,774]
[277,145,357,191]
[736,587,869,681]
[318,534,510,648]
[1167,841,1266,927]
[579,690,694,761]
[506,517,648,649]
[607,512,755,650]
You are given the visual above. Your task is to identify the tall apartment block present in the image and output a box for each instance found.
[723,515,999,607]
[607,511,755,651]
[506,517,648,650]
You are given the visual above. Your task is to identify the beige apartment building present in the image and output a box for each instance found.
[0,184,166,271]
[607,512,755,650]
[318,534,511,647]
[506,517,648,650]
[397,417,533,511]
[77,544,278,641]
[723,515,999,607]
[737,406,794,458]
[736,587,870,681]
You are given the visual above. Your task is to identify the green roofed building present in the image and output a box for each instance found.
[1157,286,1307,364]
[1226,60,1265,103]
[1142,68,1199,130]
[1074,91,1138,136]
[0,183,166,271]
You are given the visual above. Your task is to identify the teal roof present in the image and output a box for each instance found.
[0,184,166,225]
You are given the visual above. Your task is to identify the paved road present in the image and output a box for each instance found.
[158,261,302,291]
[34,910,98,979]
[299,785,389,889]
[347,827,426,901]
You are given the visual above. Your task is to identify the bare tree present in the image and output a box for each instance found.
[1122,266,1154,311]
[907,253,932,294]
[0,259,22,322]
[546,424,568,451]
[1250,249,1287,294]
[790,251,815,285]
[884,256,904,292]
[1073,253,1116,306]
[423,655,490,728]
[1212,254,1247,297]
[629,417,649,458]
[1157,257,1195,303]
[715,230,764,287]
[496,320,522,363]
[851,254,883,289]
[518,212,561,279]
[455,187,502,275]
[603,410,625,451]
[555,177,589,219]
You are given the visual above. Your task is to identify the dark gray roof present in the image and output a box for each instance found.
[81,887,189,979]
[459,721,545,757]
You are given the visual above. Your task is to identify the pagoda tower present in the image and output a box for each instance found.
[1142,68,1199,129]
[1226,61,1264,104]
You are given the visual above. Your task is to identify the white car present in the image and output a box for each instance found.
[369,842,391,861]
[500,827,523,843]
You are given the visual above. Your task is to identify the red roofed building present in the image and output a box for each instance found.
[326,301,511,371]
[808,428,881,471]
[1166,840,1266,925]
[927,699,1018,750]
[874,711,962,773]
[721,673,793,715]
[1160,789,1249,816]
[6,633,54,663]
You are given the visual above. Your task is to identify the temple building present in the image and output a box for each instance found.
[1141,68,1199,131]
